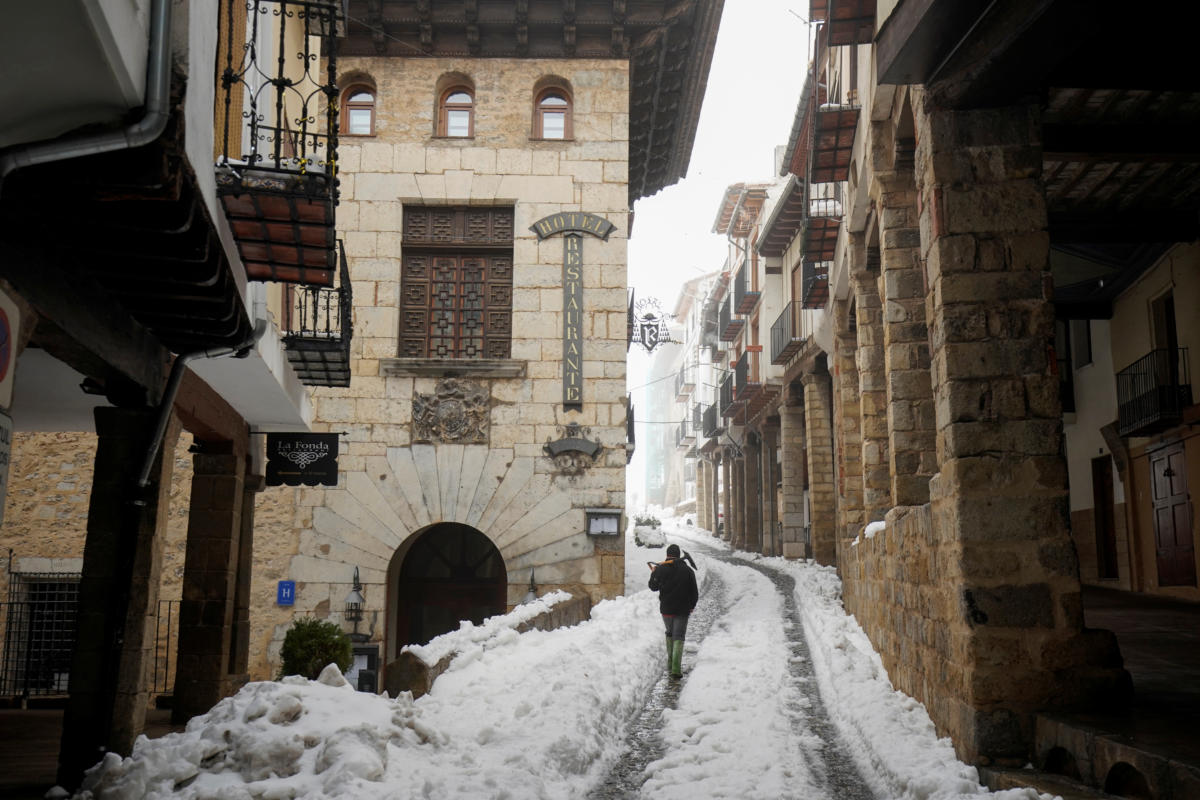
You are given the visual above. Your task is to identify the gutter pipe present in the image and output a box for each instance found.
[134,318,269,493]
[0,0,174,196]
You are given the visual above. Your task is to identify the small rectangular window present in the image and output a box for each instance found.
[1070,319,1092,367]
[446,109,471,138]
[348,109,373,135]
[541,112,566,139]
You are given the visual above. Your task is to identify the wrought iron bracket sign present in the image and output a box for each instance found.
[266,432,339,486]
[629,295,674,353]
[530,212,617,410]
[543,422,603,477]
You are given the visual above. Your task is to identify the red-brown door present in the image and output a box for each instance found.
[1150,444,1197,586]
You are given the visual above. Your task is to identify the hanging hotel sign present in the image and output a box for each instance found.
[629,296,674,353]
[266,432,340,486]
[530,212,617,411]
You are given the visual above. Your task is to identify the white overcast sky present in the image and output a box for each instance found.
[625,1,812,502]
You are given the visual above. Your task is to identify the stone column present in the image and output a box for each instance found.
[58,409,179,789]
[779,400,807,558]
[916,98,1126,762]
[851,246,890,526]
[760,420,780,556]
[720,451,733,541]
[730,454,745,549]
[695,458,709,531]
[803,371,837,565]
[831,297,863,557]
[173,444,248,722]
[742,434,762,553]
[877,169,937,507]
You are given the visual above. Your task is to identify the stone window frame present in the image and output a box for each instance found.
[531,76,573,141]
[340,83,377,136]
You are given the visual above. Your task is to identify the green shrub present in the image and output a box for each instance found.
[278,617,353,680]
[633,514,661,528]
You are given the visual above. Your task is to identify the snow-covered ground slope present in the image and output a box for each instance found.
[72,517,1054,800]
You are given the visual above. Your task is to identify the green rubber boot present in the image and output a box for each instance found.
[665,635,673,670]
[669,639,684,678]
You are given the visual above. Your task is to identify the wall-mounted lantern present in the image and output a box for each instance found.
[344,566,366,642]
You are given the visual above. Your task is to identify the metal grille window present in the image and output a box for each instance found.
[401,207,514,359]
[1,573,80,697]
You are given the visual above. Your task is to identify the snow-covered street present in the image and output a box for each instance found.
[74,519,1054,800]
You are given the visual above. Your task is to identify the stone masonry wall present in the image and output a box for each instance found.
[251,56,630,678]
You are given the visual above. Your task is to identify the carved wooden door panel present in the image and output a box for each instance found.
[1150,443,1197,586]
[400,252,512,359]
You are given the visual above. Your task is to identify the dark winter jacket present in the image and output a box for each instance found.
[648,558,698,616]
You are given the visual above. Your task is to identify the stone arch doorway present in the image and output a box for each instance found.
[391,523,506,649]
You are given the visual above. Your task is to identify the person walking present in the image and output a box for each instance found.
[648,544,698,679]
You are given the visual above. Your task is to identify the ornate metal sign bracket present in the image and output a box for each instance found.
[543,422,603,477]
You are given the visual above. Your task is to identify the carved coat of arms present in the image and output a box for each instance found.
[412,378,490,443]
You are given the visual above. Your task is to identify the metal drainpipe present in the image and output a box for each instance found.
[134,319,268,496]
[0,0,173,195]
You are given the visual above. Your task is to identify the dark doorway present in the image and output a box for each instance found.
[395,523,506,647]
[1149,443,1196,587]
[1092,456,1119,580]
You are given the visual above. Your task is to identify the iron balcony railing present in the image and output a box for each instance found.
[675,365,695,401]
[771,301,810,364]
[733,259,760,314]
[1116,347,1192,436]
[801,260,830,309]
[719,373,736,417]
[282,240,353,387]
[626,394,636,463]
[702,403,722,438]
[719,295,744,342]
[693,403,703,432]
[677,417,695,449]
[216,0,342,284]
[734,350,762,402]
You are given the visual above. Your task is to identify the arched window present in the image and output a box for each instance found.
[534,88,571,139]
[439,87,474,137]
[341,86,376,135]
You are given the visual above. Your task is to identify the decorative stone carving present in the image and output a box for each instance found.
[543,422,603,477]
[412,379,489,443]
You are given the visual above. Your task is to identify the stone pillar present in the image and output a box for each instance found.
[877,170,937,507]
[720,451,733,541]
[779,401,807,558]
[730,454,745,549]
[803,372,837,565]
[173,444,249,722]
[742,434,762,553]
[696,458,709,531]
[58,409,179,789]
[851,247,890,526]
[831,297,863,558]
[229,475,264,677]
[916,98,1127,762]
[760,420,780,556]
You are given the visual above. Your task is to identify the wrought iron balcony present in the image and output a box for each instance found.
[283,240,352,387]
[733,260,760,314]
[771,301,808,364]
[802,260,830,309]
[808,0,877,46]
[676,417,695,449]
[216,0,342,286]
[720,372,743,418]
[734,350,762,404]
[1116,348,1192,436]
[625,395,636,464]
[702,403,723,438]
[693,403,703,432]
[719,295,744,342]
[675,365,695,401]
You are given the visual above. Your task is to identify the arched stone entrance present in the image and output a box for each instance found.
[391,523,506,649]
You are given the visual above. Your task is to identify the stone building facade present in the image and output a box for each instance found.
[684,2,1200,781]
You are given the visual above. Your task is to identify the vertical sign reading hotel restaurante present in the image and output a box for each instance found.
[530,212,616,410]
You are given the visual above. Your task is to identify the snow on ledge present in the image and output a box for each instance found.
[851,519,888,548]
[402,590,573,667]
